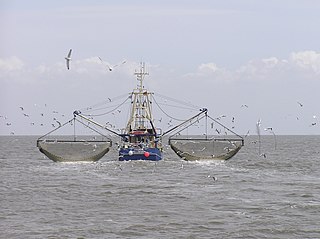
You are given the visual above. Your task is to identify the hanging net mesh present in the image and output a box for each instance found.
[166,111,244,161]
[169,136,243,161]
[37,139,111,162]
[37,117,112,162]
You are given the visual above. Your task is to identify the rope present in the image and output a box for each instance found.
[155,102,198,111]
[74,118,111,139]
[151,94,192,121]
[169,114,207,137]
[37,116,112,141]
[81,96,130,117]
[154,93,201,110]
[38,118,74,140]
[79,93,130,113]
[162,109,207,136]
[207,115,244,139]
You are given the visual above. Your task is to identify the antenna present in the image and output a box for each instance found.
[134,62,149,90]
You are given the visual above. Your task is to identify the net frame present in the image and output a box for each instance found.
[37,116,112,162]
[167,111,244,161]
[169,136,243,161]
[37,139,111,162]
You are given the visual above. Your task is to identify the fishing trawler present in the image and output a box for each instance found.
[116,63,162,160]
[37,63,163,161]
[68,63,162,161]
[37,62,244,162]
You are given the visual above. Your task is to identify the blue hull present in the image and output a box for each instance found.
[119,148,162,161]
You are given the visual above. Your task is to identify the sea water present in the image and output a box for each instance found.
[1,135,319,238]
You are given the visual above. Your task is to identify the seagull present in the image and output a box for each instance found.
[19,106,24,111]
[99,57,126,71]
[99,57,112,71]
[241,104,248,108]
[112,60,126,69]
[297,101,303,107]
[207,175,217,181]
[65,49,72,70]
[215,115,226,120]
[260,153,267,158]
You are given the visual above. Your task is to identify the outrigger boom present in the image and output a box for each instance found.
[73,110,123,137]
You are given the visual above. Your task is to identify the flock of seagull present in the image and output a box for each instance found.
[1,104,66,135]
[64,48,126,71]
[1,49,128,134]
[2,50,319,161]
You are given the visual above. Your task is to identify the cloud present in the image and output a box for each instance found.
[198,63,219,72]
[2,51,320,135]
[290,50,320,74]
[236,56,290,80]
[2,50,320,88]
[0,56,24,72]
[233,51,320,83]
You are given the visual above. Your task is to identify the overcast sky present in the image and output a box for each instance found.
[1,0,320,135]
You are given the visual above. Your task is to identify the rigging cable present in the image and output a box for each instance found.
[81,96,131,117]
[75,117,110,139]
[154,93,201,110]
[79,93,130,113]
[38,118,74,140]
[207,115,243,139]
[151,94,197,121]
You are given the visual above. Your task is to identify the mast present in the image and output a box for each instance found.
[125,62,154,132]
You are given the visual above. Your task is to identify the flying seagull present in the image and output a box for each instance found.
[55,120,62,127]
[99,57,126,71]
[297,101,303,107]
[65,49,72,70]
[99,57,112,71]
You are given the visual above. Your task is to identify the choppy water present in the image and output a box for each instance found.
[1,135,320,238]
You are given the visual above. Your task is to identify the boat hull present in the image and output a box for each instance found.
[119,147,162,161]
